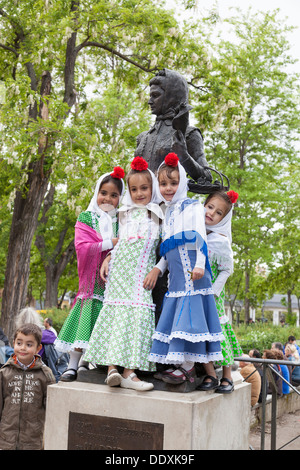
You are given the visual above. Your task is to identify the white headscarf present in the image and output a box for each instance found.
[120,168,164,220]
[206,207,233,265]
[206,208,233,243]
[87,172,125,240]
[158,159,207,254]
[158,159,189,206]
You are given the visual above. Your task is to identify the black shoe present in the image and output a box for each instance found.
[59,368,78,382]
[161,367,196,385]
[196,375,219,391]
[215,377,234,394]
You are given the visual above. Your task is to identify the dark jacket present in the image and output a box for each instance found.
[0,355,55,450]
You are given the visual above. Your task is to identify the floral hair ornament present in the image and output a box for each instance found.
[164,152,179,167]
[130,156,148,171]
[227,190,239,204]
[110,166,125,179]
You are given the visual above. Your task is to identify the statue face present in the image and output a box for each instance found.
[148,85,164,116]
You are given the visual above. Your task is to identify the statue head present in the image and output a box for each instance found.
[148,69,189,117]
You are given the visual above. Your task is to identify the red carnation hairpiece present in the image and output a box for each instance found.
[130,156,148,171]
[110,166,125,179]
[164,153,179,167]
[227,190,239,204]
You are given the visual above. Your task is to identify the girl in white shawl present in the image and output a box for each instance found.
[149,153,224,386]
[84,157,163,391]
[201,189,243,394]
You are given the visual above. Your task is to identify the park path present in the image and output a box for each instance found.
[249,409,300,450]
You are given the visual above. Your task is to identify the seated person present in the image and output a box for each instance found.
[239,354,261,406]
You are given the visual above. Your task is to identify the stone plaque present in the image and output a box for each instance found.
[68,412,164,450]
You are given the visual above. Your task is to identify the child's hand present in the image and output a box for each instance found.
[100,255,111,282]
[112,237,118,247]
[191,267,204,281]
[143,267,160,290]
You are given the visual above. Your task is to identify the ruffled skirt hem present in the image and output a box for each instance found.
[149,351,224,364]
[54,339,89,354]
[152,330,224,344]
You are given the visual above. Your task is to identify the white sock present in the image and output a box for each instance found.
[78,358,89,371]
[172,361,194,376]
[63,350,82,376]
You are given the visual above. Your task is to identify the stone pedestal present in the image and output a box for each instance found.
[44,370,251,450]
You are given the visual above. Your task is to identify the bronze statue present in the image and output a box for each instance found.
[135,69,212,183]
[135,69,229,327]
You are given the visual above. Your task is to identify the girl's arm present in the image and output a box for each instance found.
[143,256,168,290]
[100,254,111,282]
[101,239,114,251]
[143,267,161,290]
[192,250,205,280]
[154,257,168,276]
[212,260,232,297]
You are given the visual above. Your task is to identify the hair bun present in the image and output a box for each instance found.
[130,156,148,171]
[227,190,239,204]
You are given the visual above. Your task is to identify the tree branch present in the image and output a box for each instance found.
[63,1,80,109]
[0,43,18,56]
[76,40,156,73]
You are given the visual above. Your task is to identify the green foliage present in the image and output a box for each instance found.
[234,324,300,354]
[38,307,70,334]
[0,2,299,311]
[189,8,300,317]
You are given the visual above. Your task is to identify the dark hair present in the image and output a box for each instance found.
[251,349,261,358]
[45,317,53,326]
[272,342,284,351]
[127,169,152,187]
[158,164,179,180]
[288,336,296,342]
[14,323,42,346]
[100,174,123,195]
[204,190,232,215]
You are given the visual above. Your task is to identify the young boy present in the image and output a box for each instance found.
[0,323,55,450]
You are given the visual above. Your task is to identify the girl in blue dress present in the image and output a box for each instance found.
[149,153,224,386]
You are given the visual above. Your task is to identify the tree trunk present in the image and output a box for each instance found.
[35,184,75,308]
[244,261,250,324]
[287,289,292,316]
[43,238,75,308]
[0,71,52,342]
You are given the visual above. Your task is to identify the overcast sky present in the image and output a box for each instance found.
[166,0,300,74]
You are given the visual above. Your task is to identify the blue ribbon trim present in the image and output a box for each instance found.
[176,290,193,328]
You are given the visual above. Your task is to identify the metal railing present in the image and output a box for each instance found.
[234,356,300,450]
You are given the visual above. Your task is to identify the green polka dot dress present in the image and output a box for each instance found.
[84,207,160,372]
[209,255,243,367]
[55,211,117,353]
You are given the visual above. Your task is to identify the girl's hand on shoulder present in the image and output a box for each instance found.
[100,255,111,282]
[143,267,160,290]
[191,267,204,281]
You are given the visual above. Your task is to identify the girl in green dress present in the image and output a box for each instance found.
[200,189,243,394]
[84,157,163,391]
[55,168,124,381]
